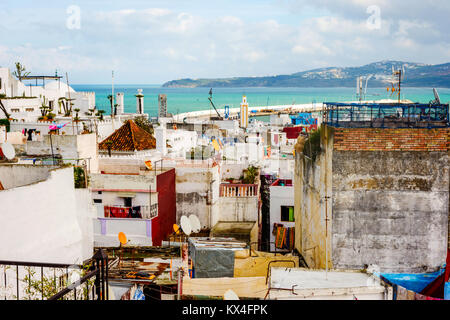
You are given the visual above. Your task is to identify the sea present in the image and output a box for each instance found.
[71,85,450,118]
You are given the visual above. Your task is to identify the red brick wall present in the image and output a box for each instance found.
[333,128,450,151]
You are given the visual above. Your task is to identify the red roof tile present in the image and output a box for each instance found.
[98,120,156,151]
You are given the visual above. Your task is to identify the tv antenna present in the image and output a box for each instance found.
[189,215,201,234]
[388,65,406,104]
[180,215,192,236]
[118,232,129,269]
[1,142,15,160]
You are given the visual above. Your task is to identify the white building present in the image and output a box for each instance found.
[269,179,295,252]
[90,172,159,247]
[0,67,95,121]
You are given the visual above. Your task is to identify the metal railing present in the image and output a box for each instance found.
[104,204,157,219]
[0,249,108,300]
[323,102,450,128]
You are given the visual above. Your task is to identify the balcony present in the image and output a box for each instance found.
[220,183,259,197]
[103,204,158,220]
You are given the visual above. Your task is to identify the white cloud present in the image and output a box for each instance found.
[1,1,449,83]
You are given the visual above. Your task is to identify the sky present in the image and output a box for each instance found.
[0,0,449,84]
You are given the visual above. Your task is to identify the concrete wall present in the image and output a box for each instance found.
[0,164,55,189]
[0,167,94,264]
[294,125,449,273]
[331,150,449,273]
[215,197,259,227]
[294,126,333,269]
[90,172,156,191]
[25,133,98,172]
[175,165,220,229]
[94,218,152,247]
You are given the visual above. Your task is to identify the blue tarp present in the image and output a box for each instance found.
[379,268,445,293]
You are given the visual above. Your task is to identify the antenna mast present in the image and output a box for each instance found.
[112,70,115,118]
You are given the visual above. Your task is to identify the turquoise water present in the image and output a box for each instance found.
[71,85,450,117]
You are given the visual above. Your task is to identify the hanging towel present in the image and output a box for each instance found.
[288,207,294,222]
[275,227,283,249]
[131,206,142,218]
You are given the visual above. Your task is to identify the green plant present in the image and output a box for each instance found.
[97,110,105,121]
[74,166,88,188]
[0,118,10,132]
[0,99,10,119]
[303,126,321,162]
[133,115,154,135]
[12,62,30,81]
[242,165,258,184]
[22,262,95,300]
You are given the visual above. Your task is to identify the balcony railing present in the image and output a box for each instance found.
[220,183,259,197]
[323,102,450,129]
[103,204,158,219]
[0,249,108,300]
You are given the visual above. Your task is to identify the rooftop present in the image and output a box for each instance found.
[323,102,449,129]
[270,268,381,289]
[271,179,293,187]
[98,120,156,152]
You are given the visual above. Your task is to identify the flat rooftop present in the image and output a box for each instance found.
[270,268,380,289]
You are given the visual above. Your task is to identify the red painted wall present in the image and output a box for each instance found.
[152,168,176,246]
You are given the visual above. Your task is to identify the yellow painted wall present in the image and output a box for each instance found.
[234,249,299,277]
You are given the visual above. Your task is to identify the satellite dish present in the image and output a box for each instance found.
[1,143,15,160]
[118,232,128,245]
[189,215,201,233]
[223,289,239,300]
[433,88,441,104]
[173,224,181,235]
[180,215,192,236]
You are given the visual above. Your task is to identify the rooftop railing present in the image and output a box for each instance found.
[323,102,450,129]
[103,204,158,219]
[0,249,108,300]
[220,183,259,197]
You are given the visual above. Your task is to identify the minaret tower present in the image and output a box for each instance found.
[240,95,249,128]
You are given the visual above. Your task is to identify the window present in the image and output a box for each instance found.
[280,206,294,222]
[124,197,132,207]
[97,191,102,194]
[11,108,20,113]
[93,199,102,204]
[25,108,34,112]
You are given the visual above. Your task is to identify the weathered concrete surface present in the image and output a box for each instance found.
[295,126,449,273]
[331,151,449,273]
[0,164,55,189]
[175,166,220,229]
[294,126,333,269]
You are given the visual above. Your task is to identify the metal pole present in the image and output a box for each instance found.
[41,266,43,300]
[177,268,183,300]
[16,266,19,300]
[49,133,55,165]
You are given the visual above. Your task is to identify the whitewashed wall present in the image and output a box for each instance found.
[269,184,295,251]
[0,167,94,264]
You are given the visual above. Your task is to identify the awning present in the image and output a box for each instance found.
[116,192,136,198]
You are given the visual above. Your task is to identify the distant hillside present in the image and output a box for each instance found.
[162,61,450,88]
